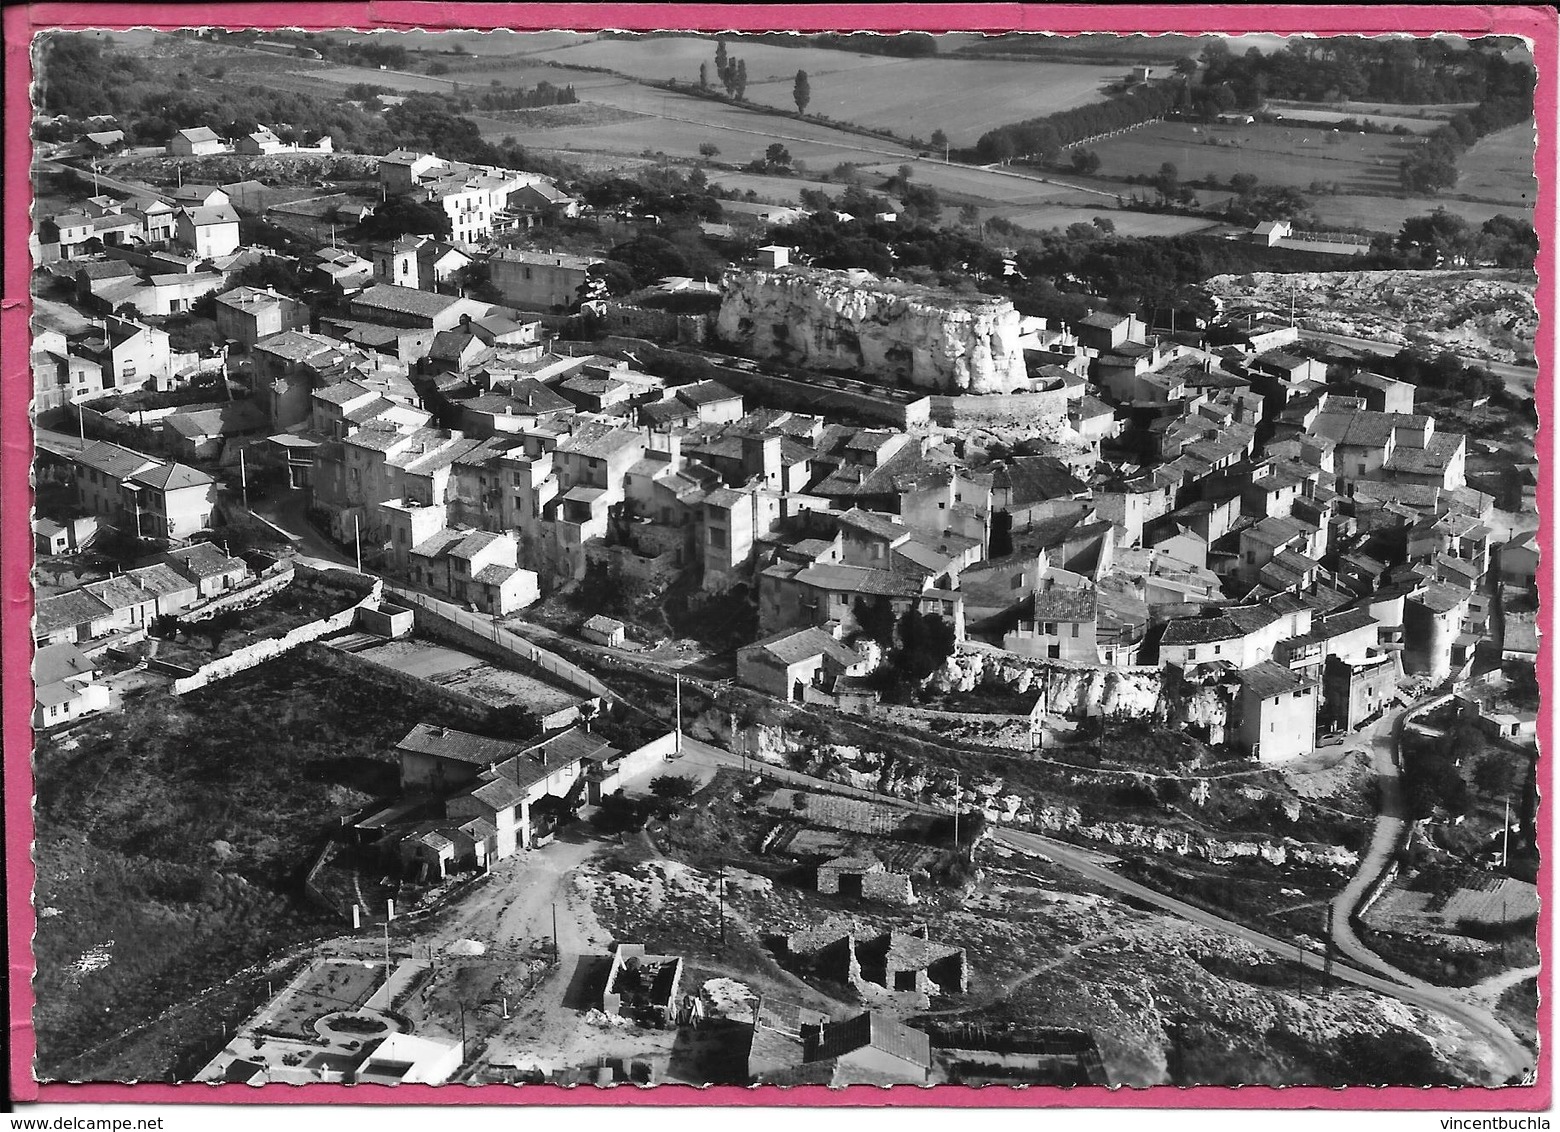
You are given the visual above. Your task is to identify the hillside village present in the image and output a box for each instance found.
[25,29,1542,1092]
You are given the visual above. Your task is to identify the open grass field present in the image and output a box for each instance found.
[335,29,588,57]
[1455,121,1537,207]
[1089,120,1416,194]
[706,170,845,203]
[483,83,916,167]
[1000,206,1221,236]
[1264,107,1447,134]
[528,34,1123,145]
[1305,193,1529,233]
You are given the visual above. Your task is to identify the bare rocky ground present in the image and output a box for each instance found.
[572,828,1509,1087]
[1204,269,1538,365]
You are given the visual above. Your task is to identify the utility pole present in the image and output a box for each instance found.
[718,858,727,947]
[1502,797,1511,869]
[1324,903,1335,984]
[239,447,249,511]
[551,902,559,961]
[383,899,393,983]
[951,770,961,851]
[675,675,683,754]
[354,513,363,573]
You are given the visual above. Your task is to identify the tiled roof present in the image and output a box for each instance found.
[74,440,157,481]
[34,590,114,635]
[33,642,96,687]
[1241,660,1312,699]
[794,563,927,599]
[803,1012,931,1069]
[353,284,464,319]
[128,462,214,491]
[745,627,860,668]
[1030,584,1097,623]
[83,576,158,611]
[124,563,197,597]
[161,542,247,580]
[396,722,523,766]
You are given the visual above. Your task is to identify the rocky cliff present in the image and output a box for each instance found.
[932,649,1234,739]
[717,268,1028,393]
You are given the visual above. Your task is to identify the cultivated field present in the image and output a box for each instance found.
[1456,121,1538,207]
[528,34,1124,144]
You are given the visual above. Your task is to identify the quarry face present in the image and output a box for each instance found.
[718,268,1029,394]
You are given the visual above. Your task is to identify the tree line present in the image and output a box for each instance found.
[1196,36,1535,108]
[971,81,1182,163]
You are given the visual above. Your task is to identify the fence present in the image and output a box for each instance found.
[387,584,616,703]
[170,588,379,694]
[180,566,293,621]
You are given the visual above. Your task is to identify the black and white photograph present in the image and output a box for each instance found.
[19,20,1545,1095]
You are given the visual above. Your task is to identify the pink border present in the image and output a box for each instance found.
[3,2,1554,1110]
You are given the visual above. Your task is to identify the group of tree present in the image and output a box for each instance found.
[1196,36,1534,107]
[853,598,959,701]
[1398,94,1534,194]
[1363,345,1507,406]
[1402,726,1479,820]
[1383,208,1538,269]
[972,81,1180,164]
[1222,183,1313,227]
[706,39,749,101]
[36,33,153,119]
[470,80,580,113]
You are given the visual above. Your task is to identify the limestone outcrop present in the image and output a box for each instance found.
[717,267,1028,393]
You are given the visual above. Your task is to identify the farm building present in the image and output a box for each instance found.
[581,614,626,647]
[167,126,224,156]
[795,1011,933,1086]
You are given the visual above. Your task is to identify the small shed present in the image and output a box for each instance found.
[582,614,626,648]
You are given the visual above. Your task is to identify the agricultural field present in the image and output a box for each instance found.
[998,206,1221,237]
[705,170,850,204]
[1455,121,1538,207]
[1085,119,1535,233]
[527,34,1124,144]
[1088,120,1415,194]
[333,29,588,57]
[1263,107,1446,134]
[1303,193,1528,233]
[485,83,917,168]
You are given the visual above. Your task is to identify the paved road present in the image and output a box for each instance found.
[1327,699,1443,989]
[36,157,172,203]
